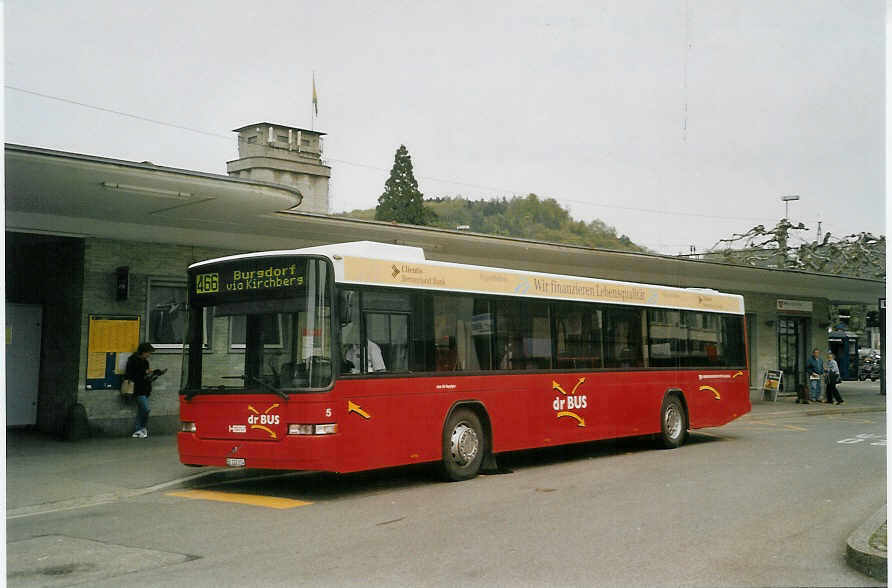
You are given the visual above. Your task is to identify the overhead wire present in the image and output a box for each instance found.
[5,83,809,227]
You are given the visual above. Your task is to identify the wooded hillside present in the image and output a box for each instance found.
[339,194,647,253]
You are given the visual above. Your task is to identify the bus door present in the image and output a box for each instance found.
[337,288,416,470]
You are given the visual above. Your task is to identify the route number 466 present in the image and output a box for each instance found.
[195,272,219,294]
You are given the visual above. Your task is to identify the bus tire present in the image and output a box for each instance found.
[659,394,687,449]
[440,407,485,482]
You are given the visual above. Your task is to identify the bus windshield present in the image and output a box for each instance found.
[182,257,333,395]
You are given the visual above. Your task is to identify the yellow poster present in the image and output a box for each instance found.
[87,352,107,379]
[88,318,139,353]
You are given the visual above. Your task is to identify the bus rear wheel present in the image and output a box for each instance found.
[659,395,687,449]
[440,408,485,481]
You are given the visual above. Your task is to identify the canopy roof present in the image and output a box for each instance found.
[6,143,883,305]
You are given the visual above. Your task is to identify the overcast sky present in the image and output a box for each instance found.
[4,1,885,254]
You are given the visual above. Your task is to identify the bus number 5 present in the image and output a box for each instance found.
[325,408,332,418]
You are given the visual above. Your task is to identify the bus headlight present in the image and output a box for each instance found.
[181,421,197,433]
[288,424,337,435]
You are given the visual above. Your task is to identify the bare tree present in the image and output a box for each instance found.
[709,220,885,279]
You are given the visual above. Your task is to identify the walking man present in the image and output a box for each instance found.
[806,348,824,403]
[126,342,155,438]
[825,352,844,404]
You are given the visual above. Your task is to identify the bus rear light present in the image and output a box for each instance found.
[288,424,337,435]
[181,421,197,433]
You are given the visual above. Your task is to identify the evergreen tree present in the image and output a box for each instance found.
[375,145,429,225]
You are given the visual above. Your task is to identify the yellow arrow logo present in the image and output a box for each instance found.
[347,400,371,419]
[557,411,586,427]
[248,404,280,415]
[732,371,744,379]
[250,424,277,439]
[247,404,280,438]
[699,385,721,400]
[553,377,585,395]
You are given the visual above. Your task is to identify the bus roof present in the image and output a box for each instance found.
[190,241,745,315]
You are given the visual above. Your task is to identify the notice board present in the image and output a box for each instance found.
[761,369,783,401]
[86,315,140,390]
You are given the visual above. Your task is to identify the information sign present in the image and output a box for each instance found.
[762,369,783,401]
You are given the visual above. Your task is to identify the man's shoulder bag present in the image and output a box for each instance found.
[120,378,134,397]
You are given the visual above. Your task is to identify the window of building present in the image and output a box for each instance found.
[147,278,191,348]
[229,314,283,349]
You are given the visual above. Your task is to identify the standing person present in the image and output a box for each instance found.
[126,342,155,438]
[806,348,824,403]
[825,352,844,404]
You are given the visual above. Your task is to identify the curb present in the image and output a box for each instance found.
[6,469,223,520]
[846,505,887,581]
[747,406,886,419]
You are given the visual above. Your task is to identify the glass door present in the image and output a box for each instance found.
[777,317,805,395]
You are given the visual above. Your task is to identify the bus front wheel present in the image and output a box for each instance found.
[440,408,485,481]
[659,394,687,449]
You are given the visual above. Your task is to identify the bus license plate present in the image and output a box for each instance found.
[226,458,245,467]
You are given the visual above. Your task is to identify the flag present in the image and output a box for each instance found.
[312,74,318,116]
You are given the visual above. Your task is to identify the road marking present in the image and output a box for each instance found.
[837,432,886,446]
[829,417,876,424]
[783,424,808,431]
[166,490,312,509]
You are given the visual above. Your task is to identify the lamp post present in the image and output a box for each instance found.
[781,194,800,219]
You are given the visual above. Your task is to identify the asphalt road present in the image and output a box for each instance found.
[8,409,886,587]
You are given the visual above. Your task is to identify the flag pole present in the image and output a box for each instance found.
[311,71,316,131]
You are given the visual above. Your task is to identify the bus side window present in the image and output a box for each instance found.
[339,289,361,374]
[365,313,409,373]
[554,302,603,369]
[494,299,550,370]
[604,307,644,368]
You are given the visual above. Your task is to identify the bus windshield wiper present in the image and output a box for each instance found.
[249,376,288,400]
[222,374,288,400]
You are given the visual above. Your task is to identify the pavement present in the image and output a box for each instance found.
[6,380,888,579]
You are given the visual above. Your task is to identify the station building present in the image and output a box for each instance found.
[5,124,885,436]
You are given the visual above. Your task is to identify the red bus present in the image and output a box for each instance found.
[178,241,750,481]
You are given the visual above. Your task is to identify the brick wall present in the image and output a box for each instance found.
[79,238,239,436]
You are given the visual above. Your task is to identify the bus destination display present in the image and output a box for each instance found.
[190,257,305,303]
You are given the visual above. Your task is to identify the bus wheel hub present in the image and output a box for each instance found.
[665,405,682,438]
[451,424,479,465]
